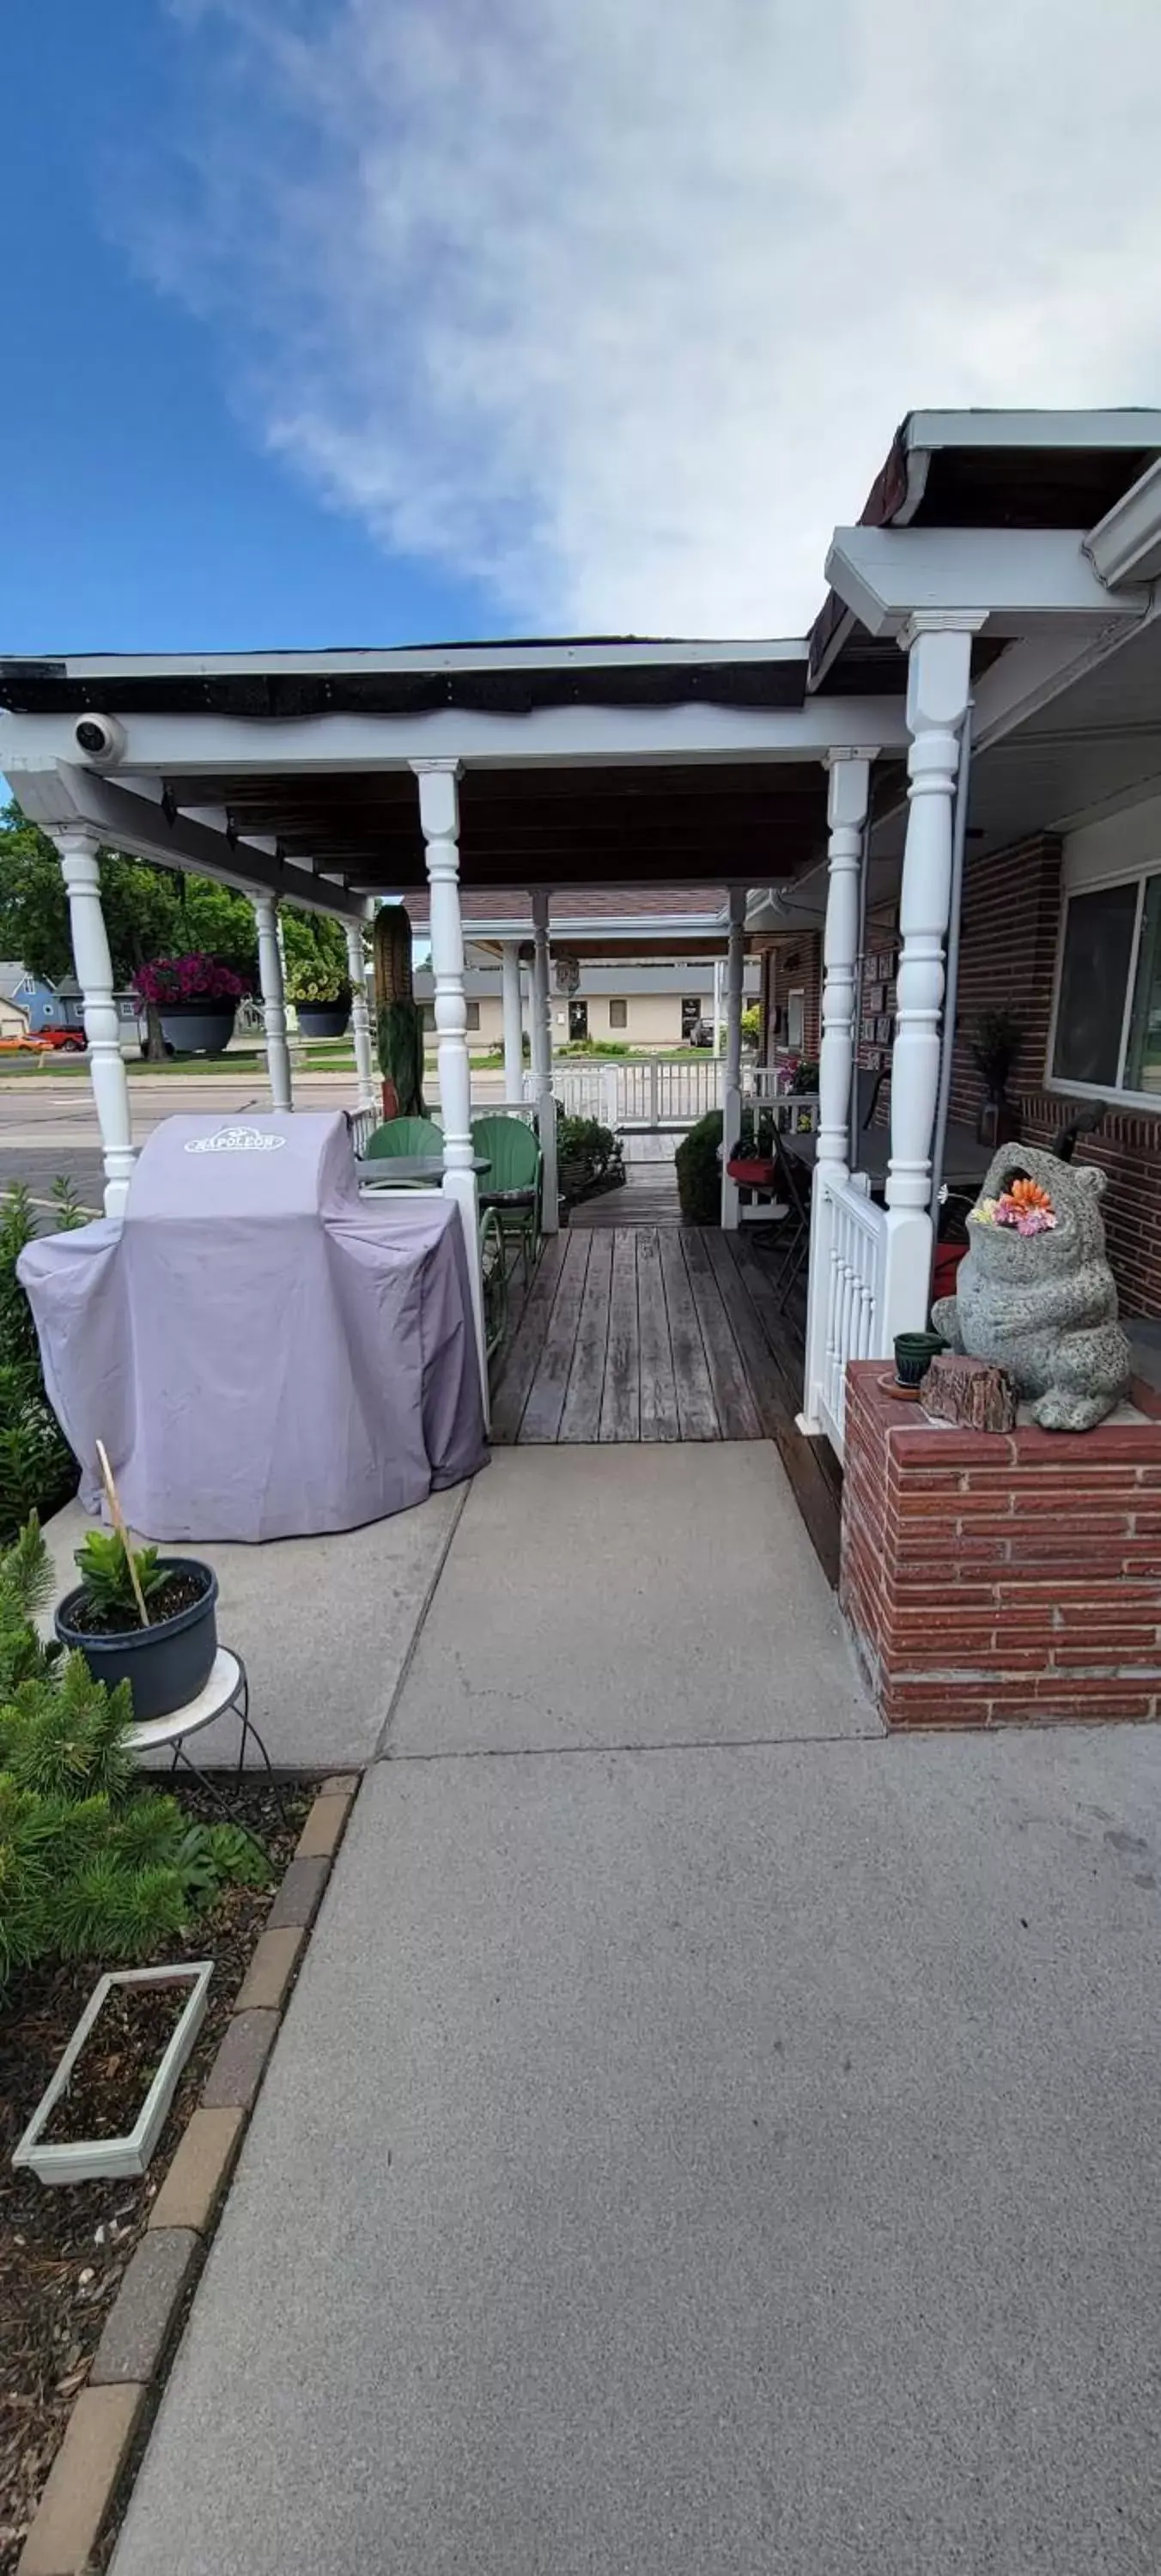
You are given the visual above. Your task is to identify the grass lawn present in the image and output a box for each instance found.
[4,1045,360,1079]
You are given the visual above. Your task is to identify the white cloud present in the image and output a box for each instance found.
[140,0,1161,635]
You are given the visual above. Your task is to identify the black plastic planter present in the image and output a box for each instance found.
[296,1004,350,1039]
[55,1561,219,1723]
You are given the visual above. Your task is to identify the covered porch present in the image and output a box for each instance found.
[7,409,1161,1583]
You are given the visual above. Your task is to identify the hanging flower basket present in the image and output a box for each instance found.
[296,1000,350,1039]
[133,956,247,1056]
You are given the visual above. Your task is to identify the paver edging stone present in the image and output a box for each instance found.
[15,1773,358,2576]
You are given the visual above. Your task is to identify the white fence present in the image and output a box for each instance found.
[550,1054,726,1128]
[816,1174,887,1458]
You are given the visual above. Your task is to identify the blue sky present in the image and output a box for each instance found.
[4,1,1161,657]
[1,3,501,651]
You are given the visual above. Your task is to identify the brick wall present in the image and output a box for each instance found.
[947,835,1063,1125]
[948,830,1161,1319]
[764,933,821,1062]
[840,1363,1161,1728]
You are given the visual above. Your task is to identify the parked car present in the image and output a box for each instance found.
[0,1027,87,1054]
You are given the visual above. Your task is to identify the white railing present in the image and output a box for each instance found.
[550,1054,726,1129]
[742,1065,819,1133]
[818,1174,887,1458]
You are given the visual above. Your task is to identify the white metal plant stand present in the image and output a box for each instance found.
[126,1648,281,1827]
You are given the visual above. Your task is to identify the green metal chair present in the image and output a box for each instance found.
[471,1115,543,1281]
[363,1115,444,1182]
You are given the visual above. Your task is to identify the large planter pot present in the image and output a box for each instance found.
[159,1001,237,1055]
[55,1560,219,1722]
[296,1003,350,1039]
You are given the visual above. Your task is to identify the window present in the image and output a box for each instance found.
[786,989,805,1053]
[609,997,628,1030]
[681,997,702,1038]
[465,1000,481,1032]
[1052,873,1161,1097]
[568,999,589,1042]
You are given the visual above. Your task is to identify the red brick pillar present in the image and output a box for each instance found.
[840,1361,1161,1728]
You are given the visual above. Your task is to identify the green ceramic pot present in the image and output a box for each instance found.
[894,1329,946,1388]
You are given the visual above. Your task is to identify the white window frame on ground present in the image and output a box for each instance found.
[1047,816,1161,1109]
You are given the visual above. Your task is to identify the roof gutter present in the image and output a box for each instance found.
[1084,455,1161,588]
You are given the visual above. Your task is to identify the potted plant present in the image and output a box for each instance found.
[133,955,247,1055]
[970,1010,1023,1146]
[55,1528,219,1723]
[285,957,351,1040]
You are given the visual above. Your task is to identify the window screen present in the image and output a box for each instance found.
[1126,875,1161,1097]
[1052,883,1138,1086]
[609,997,628,1030]
[465,1000,481,1031]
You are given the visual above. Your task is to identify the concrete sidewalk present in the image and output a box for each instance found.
[112,1449,1161,2576]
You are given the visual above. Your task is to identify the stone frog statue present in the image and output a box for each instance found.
[930,1141,1132,1432]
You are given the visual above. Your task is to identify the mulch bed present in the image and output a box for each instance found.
[0,1777,310,2576]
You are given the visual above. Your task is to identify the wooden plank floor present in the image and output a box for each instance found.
[493,1225,801,1451]
[568,1135,682,1228]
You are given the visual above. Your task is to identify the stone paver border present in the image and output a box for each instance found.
[16,1773,357,2576]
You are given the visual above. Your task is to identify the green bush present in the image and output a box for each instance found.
[556,1116,624,1203]
[0,1182,81,1550]
[0,1517,270,1996]
[674,1108,775,1224]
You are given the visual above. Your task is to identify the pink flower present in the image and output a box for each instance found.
[133,954,248,1005]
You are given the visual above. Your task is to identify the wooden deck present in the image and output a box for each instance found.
[491,1222,842,1581]
[569,1135,682,1229]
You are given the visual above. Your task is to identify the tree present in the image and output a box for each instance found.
[0,800,260,974]
[0,800,348,1058]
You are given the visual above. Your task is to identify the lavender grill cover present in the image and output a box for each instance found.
[18,1114,487,1540]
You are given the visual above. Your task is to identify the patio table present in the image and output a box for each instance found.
[356,1154,491,1185]
[781,1118,994,1200]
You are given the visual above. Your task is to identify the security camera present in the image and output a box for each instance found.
[73,714,126,768]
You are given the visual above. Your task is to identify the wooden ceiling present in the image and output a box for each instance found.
[169,761,829,895]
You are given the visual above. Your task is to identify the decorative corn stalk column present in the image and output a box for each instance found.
[373,902,426,1117]
[720,887,746,1230]
[531,893,558,1233]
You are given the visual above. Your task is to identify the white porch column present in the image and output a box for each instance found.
[799,751,874,1433]
[52,827,135,1218]
[251,893,292,1112]
[720,886,746,1230]
[501,940,524,1103]
[882,616,980,1337]
[531,892,558,1233]
[412,762,489,1415]
[345,919,377,1115]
